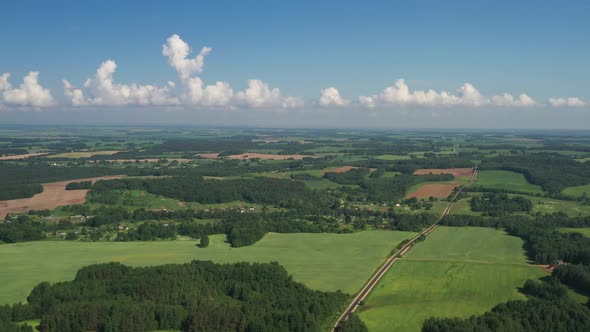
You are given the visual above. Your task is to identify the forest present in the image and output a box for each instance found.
[9,261,347,332]
[469,192,532,216]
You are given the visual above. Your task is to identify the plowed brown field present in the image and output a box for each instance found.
[405,183,458,199]
[414,168,474,178]
[0,176,122,218]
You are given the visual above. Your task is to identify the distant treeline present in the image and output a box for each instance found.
[0,163,123,200]
[480,153,590,193]
[65,181,92,190]
[6,261,347,332]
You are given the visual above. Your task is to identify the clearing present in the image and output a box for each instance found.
[0,153,48,160]
[0,176,122,218]
[414,168,474,178]
[562,183,590,198]
[0,230,415,304]
[474,170,543,193]
[358,227,545,332]
[405,183,458,199]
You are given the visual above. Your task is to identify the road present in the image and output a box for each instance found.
[332,169,478,331]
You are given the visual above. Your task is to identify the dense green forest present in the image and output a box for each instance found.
[11,261,347,332]
[469,192,532,216]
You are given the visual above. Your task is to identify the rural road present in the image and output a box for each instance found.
[332,169,478,331]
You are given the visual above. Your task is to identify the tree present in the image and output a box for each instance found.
[198,234,209,248]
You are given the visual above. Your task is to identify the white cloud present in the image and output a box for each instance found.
[319,87,349,106]
[491,93,537,107]
[359,79,544,109]
[64,60,179,106]
[235,79,303,109]
[184,77,234,107]
[548,97,586,107]
[163,34,211,82]
[0,72,55,107]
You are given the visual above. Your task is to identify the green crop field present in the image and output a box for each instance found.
[562,184,590,198]
[474,170,543,193]
[358,227,546,331]
[0,230,414,305]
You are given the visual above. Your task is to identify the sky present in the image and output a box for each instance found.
[0,0,589,129]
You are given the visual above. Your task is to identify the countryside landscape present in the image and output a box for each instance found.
[2,1,590,331]
[1,126,590,331]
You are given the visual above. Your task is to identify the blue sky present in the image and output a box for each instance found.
[0,0,589,128]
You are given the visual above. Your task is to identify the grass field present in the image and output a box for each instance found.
[562,184,590,198]
[358,227,545,332]
[559,227,590,237]
[474,170,543,193]
[524,195,590,217]
[0,230,415,304]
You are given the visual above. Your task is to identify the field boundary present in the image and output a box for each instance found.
[332,169,478,330]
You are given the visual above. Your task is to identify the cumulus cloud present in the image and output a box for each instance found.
[359,79,484,108]
[359,79,543,109]
[64,60,179,106]
[491,93,537,107]
[0,72,55,108]
[163,34,211,82]
[235,79,303,109]
[548,97,586,107]
[319,87,349,107]
[183,77,234,106]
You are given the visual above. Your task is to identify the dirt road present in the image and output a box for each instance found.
[332,169,478,331]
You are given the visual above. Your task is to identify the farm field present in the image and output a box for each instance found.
[414,168,474,178]
[474,170,543,193]
[0,152,48,160]
[0,230,415,304]
[405,183,457,199]
[47,150,121,158]
[562,183,590,198]
[358,227,545,331]
[0,176,122,218]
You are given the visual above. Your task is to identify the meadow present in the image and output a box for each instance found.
[562,183,590,198]
[0,230,415,305]
[474,170,543,193]
[358,227,546,331]
[559,227,590,237]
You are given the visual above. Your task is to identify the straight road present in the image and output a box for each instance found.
[332,170,478,331]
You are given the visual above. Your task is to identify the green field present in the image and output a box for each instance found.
[559,227,590,238]
[474,170,543,193]
[0,230,414,304]
[358,227,546,332]
[562,184,590,198]
[525,195,590,217]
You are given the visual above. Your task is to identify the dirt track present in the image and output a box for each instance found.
[332,170,478,331]
[0,176,122,218]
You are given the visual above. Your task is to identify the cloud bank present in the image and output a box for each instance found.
[0,34,588,112]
